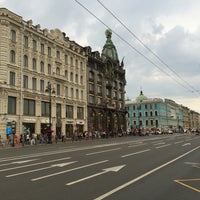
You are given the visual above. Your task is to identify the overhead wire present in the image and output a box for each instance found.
[97,0,200,96]
[74,0,199,96]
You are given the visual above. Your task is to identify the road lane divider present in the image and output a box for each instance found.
[0,157,71,172]
[6,161,77,178]
[155,144,171,149]
[86,148,121,156]
[66,165,125,186]
[121,149,151,158]
[31,160,109,182]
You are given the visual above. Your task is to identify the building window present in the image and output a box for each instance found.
[48,47,51,57]
[23,55,28,67]
[40,80,44,92]
[32,40,37,51]
[65,70,68,79]
[150,111,153,116]
[10,50,15,63]
[145,111,148,117]
[75,59,78,68]
[56,84,60,96]
[32,77,37,90]
[56,51,60,59]
[156,120,158,127]
[133,112,136,117]
[56,103,61,118]
[89,71,94,81]
[32,58,37,70]
[24,99,35,116]
[151,120,153,126]
[80,90,83,100]
[24,36,28,48]
[10,30,16,42]
[8,96,16,114]
[89,95,95,103]
[9,71,15,86]
[41,101,50,116]
[75,74,78,83]
[70,72,73,82]
[80,61,83,70]
[70,57,73,66]
[65,86,68,97]
[76,89,79,99]
[48,64,51,74]
[40,61,44,73]
[71,88,74,99]
[80,75,83,84]
[66,105,73,118]
[89,83,94,93]
[145,104,148,109]
[65,55,68,64]
[155,111,158,116]
[23,75,28,88]
[77,107,84,119]
[41,43,44,54]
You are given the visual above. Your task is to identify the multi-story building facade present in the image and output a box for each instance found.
[0,8,87,140]
[125,91,184,132]
[84,29,126,134]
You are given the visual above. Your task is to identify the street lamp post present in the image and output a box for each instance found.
[45,82,55,143]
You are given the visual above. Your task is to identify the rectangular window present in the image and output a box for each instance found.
[10,30,16,42]
[57,84,60,96]
[66,105,73,118]
[40,80,44,92]
[32,78,37,90]
[65,86,68,97]
[23,75,28,88]
[24,99,35,115]
[8,96,16,114]
[56,103,61,118]
[41,101,50,116]
[24,36,28,48]
[48,64,51,75]
[48,47,51,57]
[77,107,84,119]
[9,71,15,86]
[32,40,37,51]
[41,43,44,54]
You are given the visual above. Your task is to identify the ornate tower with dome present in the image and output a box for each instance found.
[85,29,127,134]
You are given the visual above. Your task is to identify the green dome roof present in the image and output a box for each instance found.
[102,29,119,61]
[136,91,148,102]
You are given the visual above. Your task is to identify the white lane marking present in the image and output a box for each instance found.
[6,161,77,177]
[66,165,125,186]
[0,157,71,172]
[31,160,109,182]
[153,142,165,146]
[94,146,200,200]
[174,140,184,144]
[86,148,121,156]
[12,159,37,164]
[182,143,191,146]
[155,144,171,149]
[121,149,150,158]
[128,143,146,148]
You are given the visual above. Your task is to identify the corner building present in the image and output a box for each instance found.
[84,29,127,135]
[0,8,87,139]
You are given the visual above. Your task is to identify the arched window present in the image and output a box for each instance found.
[10,30,16,42]
[40,61,44,73]
[32,58,37,70]
[65,70,68,79]
[70,72,73,82]
[10,50,15,63]
[23,55,28,67]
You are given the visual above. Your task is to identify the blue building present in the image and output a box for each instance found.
[125,91,183,133]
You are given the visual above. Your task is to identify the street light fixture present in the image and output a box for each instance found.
[45,82,55,143]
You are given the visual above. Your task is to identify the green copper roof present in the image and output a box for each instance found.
[102,29,119,61]
[136,91,148,102]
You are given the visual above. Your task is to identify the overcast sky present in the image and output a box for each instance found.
[1,0,200,112]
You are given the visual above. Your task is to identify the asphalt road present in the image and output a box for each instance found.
[0,134,199,200]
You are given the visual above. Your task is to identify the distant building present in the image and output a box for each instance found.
[84,29,126,134]
[125,91,184,132]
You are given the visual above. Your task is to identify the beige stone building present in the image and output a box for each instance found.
[0,8,87,140]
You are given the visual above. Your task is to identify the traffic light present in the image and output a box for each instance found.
[11,121,16,134]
